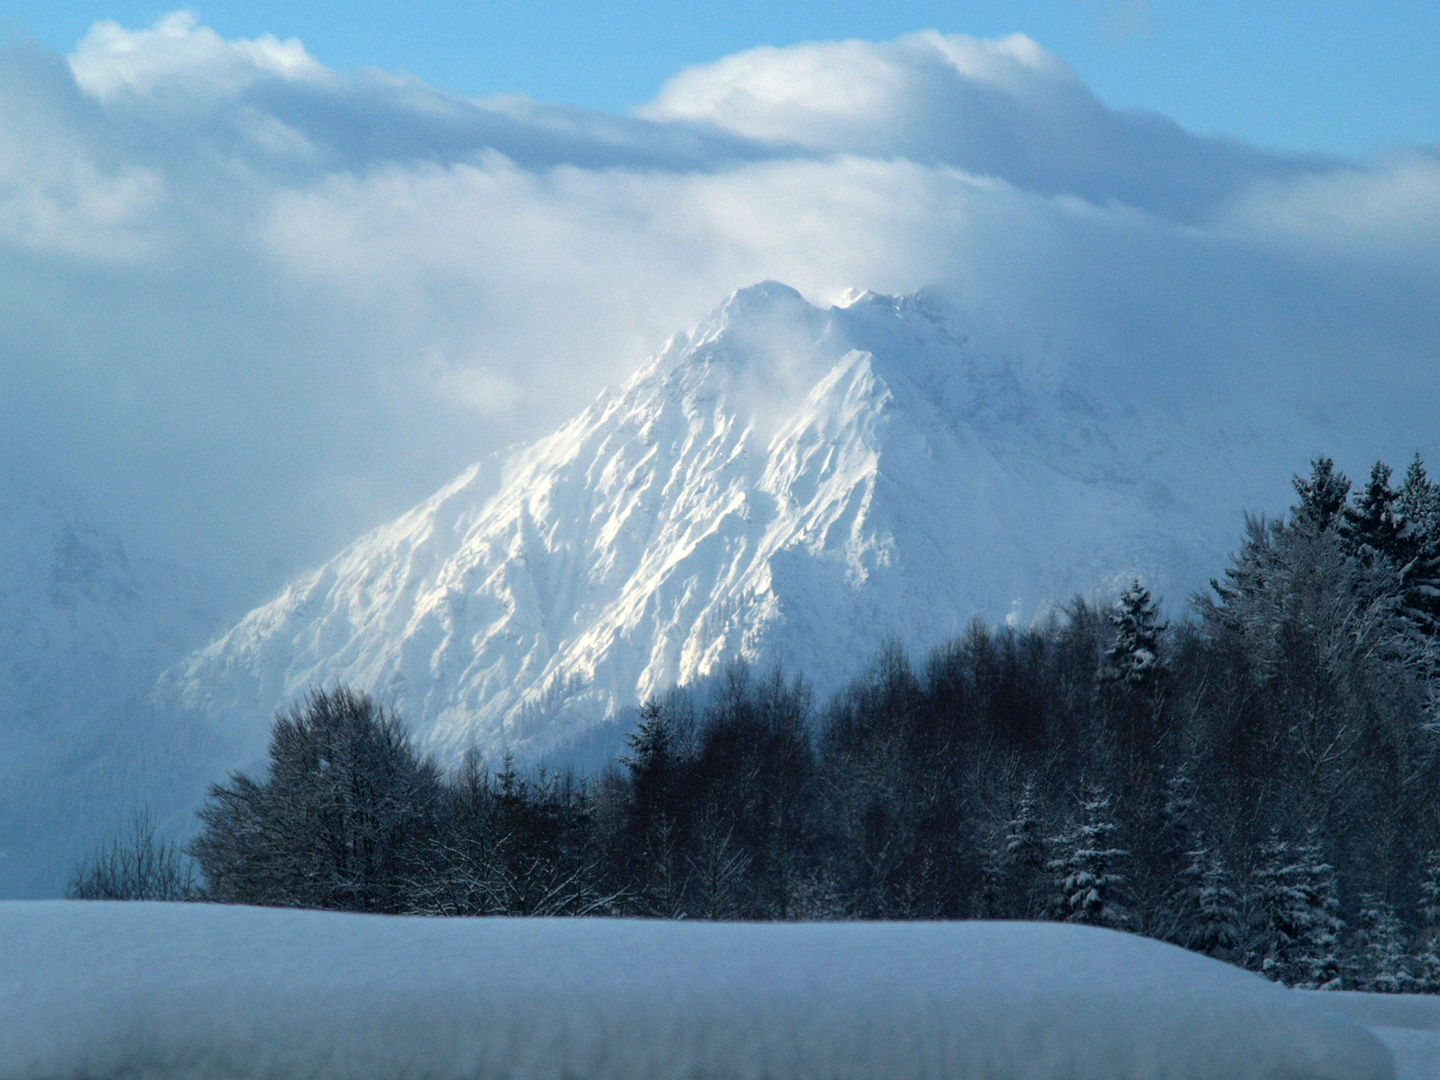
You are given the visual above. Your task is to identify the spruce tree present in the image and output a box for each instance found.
[1152,763,1201,917]
[998,779,1049,919]
[1291,832,1346,991]
[623,698,676,811]
[1247,832,1345,988]
[1100,581,1167,694]
[1179,842,1241,961]
[1342,461,1403,562]
[1160,764,1198,845]
[1291,457,1351,533]
[1415,854,1440,993]
[1355,895,1416,993]
[1396,454,1440,640]
[621,699,687,916]
[1048,786,1132,929]
[1097,581,1168,804]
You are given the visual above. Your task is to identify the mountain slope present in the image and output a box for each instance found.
[156,283,1249,765]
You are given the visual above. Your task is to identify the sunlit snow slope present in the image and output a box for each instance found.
[157,283,1251,764]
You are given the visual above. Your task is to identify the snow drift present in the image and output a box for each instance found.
[0,902,1399,1080]
[155,283,1268,767]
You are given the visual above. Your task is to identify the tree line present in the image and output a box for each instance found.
[72,454,1440,991]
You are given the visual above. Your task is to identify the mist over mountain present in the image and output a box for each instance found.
[0,478,223,897]
[155,283,1300,768]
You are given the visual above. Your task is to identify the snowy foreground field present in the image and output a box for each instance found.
[2,903,1438,1080]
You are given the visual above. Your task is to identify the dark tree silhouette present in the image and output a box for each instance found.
[190,687,442,911]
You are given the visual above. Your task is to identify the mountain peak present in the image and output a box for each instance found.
[155,284,1236,768]
[723,279,808,312]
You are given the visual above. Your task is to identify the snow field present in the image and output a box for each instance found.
[0,902,1397,1080]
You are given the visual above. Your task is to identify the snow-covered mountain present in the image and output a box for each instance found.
[156,283,1265,766]
[0,478,222,897]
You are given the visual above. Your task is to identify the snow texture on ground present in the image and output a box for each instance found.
[155,283,1275,768]
[0,902,1397,1080]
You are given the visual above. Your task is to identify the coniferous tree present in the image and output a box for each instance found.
[1415,854,1440,992]
[982,778,1049,919]
[1148,763,1202,924]
[1247,834,1302,984]
[621,696,690,916]
[1342,462,1403,562]
[1048,786,1132,929]
[1159,764,1198,848]
[1292,457,1351,533]
[1295,848,1347,991]
[1355,895,1416,993]
[1100,581,1167,694]
[1247,832,1345,988]
[1400,455,1440,533]
[1096,581,1170,823]
[623,698,681,829]
[1178,842,1241,961]
[1396,455,1440,640]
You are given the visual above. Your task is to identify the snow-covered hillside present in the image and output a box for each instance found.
[156,283,1269,765]
[1,904,1408,1080]
[0,479,221,897]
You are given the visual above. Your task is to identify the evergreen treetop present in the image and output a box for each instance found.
[1291,457,1351,533]
[1100,581,1166,692]
[1342,461,1403,562]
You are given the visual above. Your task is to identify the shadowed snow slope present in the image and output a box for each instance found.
[155,283,1269,766]
[0,903,1398,1080]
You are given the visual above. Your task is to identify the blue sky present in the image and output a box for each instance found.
[5,1,1439,158]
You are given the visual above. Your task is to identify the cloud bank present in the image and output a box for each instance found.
[1,14,1437,616]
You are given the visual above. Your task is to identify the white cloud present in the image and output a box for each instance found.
[69,11,330,101]
[1220,150,1440,267]
[642,31,1070,137]
[0,46,166,260]
[642,30,1338,222]
[0,13,1435,617]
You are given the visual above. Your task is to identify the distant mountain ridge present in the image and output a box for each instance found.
[155,283,1248,766]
